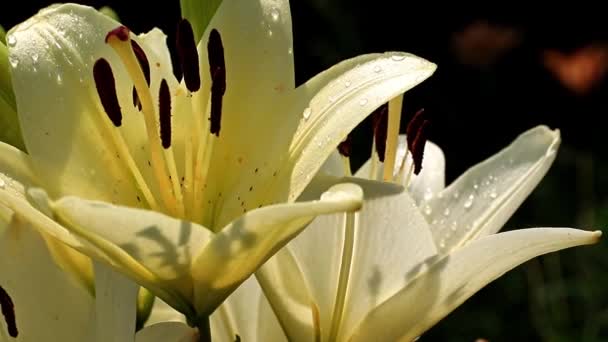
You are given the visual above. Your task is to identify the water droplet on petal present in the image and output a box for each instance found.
[443,208,450,216]
[473,183,479,190]
[439,239,446,249]
[303,107,312,120]
[32,54,38,63]
[423,188,433,201]
[56,73,63,85]
[6,35,16,47]
[359,98,368,106]
[489,189,498,199]
[0,178,5,189]
[391,55,406,61]
[464,194,474,209]
[8,57,18,68]
[424,205,432,216]
[373,65,382,73]
[450,221,457,231]
[344,81,352,88]
[453,191,460,199]
[270,8,280,21]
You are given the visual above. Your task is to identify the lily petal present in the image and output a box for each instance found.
[191,183,363,314]
[0,218,94,341]
[425,125,560,253]
[348,228,601,342]
[6,4,173,206]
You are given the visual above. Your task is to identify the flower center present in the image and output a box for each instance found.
[92,21,226,225]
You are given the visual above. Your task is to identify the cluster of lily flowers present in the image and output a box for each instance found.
[0,1,601,341]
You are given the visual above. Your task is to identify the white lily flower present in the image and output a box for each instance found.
[0,0,435,334]
[250,124,602,341]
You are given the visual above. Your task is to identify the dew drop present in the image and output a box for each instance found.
[373,65,382,73]
[302,107,312,120]
[424,205,432,216]
[270,8,280,21]
[443,208,450,216]
[391,55,406,61]
[473,183,479,190]
[358,98,368,106]
[0,178,5,189]
[6,34,16,47]
[439,240,446,249]
[450,221,457,231]
[287,47,293,55]
[423,188,433,201]
[463,194,474,209]
[32,54,39,63]
[489,189,498,199]
[452,191,460,199]
[8,57,18,68]
[344,80,352,88]
[56,73,63,85]
[267,29,273,37]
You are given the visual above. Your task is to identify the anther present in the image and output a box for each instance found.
[176,19,201,92]
[406,108,425,152]
[93,58,123,127]
[0,285,18,337]
[371,103,388,162]
[337,134,352,157]
[411,120,430,175]
[105,25,130,43]
[130,40,151,86]
[207,29,226,136]
[159,79,172,149]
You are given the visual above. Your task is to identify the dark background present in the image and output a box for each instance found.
[3,2,608,341]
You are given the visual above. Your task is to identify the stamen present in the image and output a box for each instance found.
[159,79,172,149]
[371,103,388,162]
[176,19,201,92]
[337,134,352,158]
[406,108,425,152]
[382,95,404,181]
[0,285,17,337]
[93,58,122,127]
[411,120,430,175]
[207,29,226,136]
[130,40,151,85]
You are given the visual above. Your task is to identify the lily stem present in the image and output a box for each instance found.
[197,316,212,342]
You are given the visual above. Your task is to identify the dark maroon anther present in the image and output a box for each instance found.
[411,120,430,175]
[337,134,352,157]
[371,103,388,162]
[93,58,123,127]
[105,25,130,43]
[0,286,18,337]
[159,79,172,149]
[130,40,151,86]
[176,19,201,92]
[132,87,142,111]
[406,108,425,153]
[207,29,226,136]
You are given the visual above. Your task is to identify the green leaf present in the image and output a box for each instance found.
[180,0,223,43]
[0,41,25,151]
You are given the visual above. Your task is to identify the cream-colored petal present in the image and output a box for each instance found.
[338,187,437,341]
[0,218,94,342]
[52,195,213,301]
[145,298,186,327]
[285,54,436,205]
[196,0,296,227]
[7,4,176,207]
[94,261,138,342]
[136,322,198,342]
[0,142,39,191]
[191,183,363,315]
[210,276,281,342]
[348,228,601,342]
[425,125,560,253]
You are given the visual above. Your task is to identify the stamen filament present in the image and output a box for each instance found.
[382,95,403,182]
[106,29,179,216]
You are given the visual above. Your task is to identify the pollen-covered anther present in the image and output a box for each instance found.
[105,25,130,43]
[371,103,388,162]
[176,19,201,92]
[159,79,172,149]
[0,285,18,337]
[208,29,226,136]
[406,108,425,152]
[93,58,123,127]
[337,134,353,157]
[411,119,430,175]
